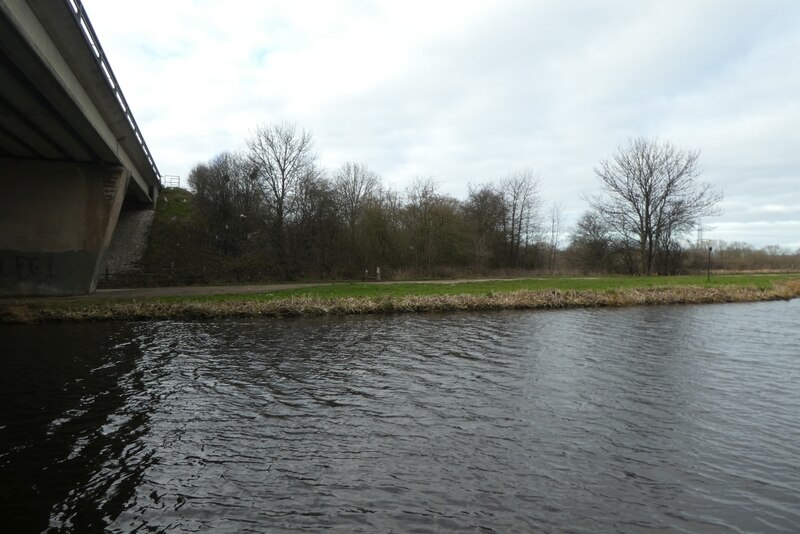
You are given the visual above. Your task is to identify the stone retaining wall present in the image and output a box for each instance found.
[103,208,155,275]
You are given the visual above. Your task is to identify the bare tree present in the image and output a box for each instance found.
[333,162,379,238]
[569,210,613,273]
[291,172,339,276]
[247,123,317,230]
[590,137,722,275]
[403,178,439,271]
[547,202,564,272]
[360,185,403,269]
[403,178,468,273]
[464,183,507,267]
[188,151,260,256]
[247,123,317,272]
[501,169,542,266]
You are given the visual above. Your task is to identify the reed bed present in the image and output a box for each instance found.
[2,281,799,324]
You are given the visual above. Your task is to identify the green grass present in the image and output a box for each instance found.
[154,187,196,220]
[82,273,800,306]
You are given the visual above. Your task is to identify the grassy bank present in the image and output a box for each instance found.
[2,275,799,324]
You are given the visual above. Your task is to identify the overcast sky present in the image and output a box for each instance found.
[81,0,799,249]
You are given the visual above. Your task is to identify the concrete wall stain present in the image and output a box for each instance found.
[0,254,57,279]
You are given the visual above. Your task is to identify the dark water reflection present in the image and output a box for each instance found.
[1,323,155,531]
[2,300,799,532]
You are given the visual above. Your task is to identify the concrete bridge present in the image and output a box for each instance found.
[0,0,162,296]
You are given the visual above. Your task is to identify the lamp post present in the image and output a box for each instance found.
[707,246,713,282]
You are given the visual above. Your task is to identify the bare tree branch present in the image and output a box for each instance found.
[590,137,722,274]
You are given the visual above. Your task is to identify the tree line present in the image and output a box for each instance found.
[173,123,791,282]
[187,122,551,280]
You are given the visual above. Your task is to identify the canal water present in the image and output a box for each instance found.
[2,300,799,532]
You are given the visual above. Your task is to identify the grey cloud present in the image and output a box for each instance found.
[83,0,800,247]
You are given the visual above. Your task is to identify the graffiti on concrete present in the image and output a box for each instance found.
[0,255,56,279]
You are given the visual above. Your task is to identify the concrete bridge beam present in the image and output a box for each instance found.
[0,159,129,296]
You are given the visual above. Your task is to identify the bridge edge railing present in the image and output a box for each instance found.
[65,0,162,188]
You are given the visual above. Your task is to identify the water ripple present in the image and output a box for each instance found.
[2,301,799,532]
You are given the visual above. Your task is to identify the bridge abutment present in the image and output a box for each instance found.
[0,160,131,296]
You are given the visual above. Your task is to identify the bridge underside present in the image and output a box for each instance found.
[0,160,130,295]
[0,0,160,296]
